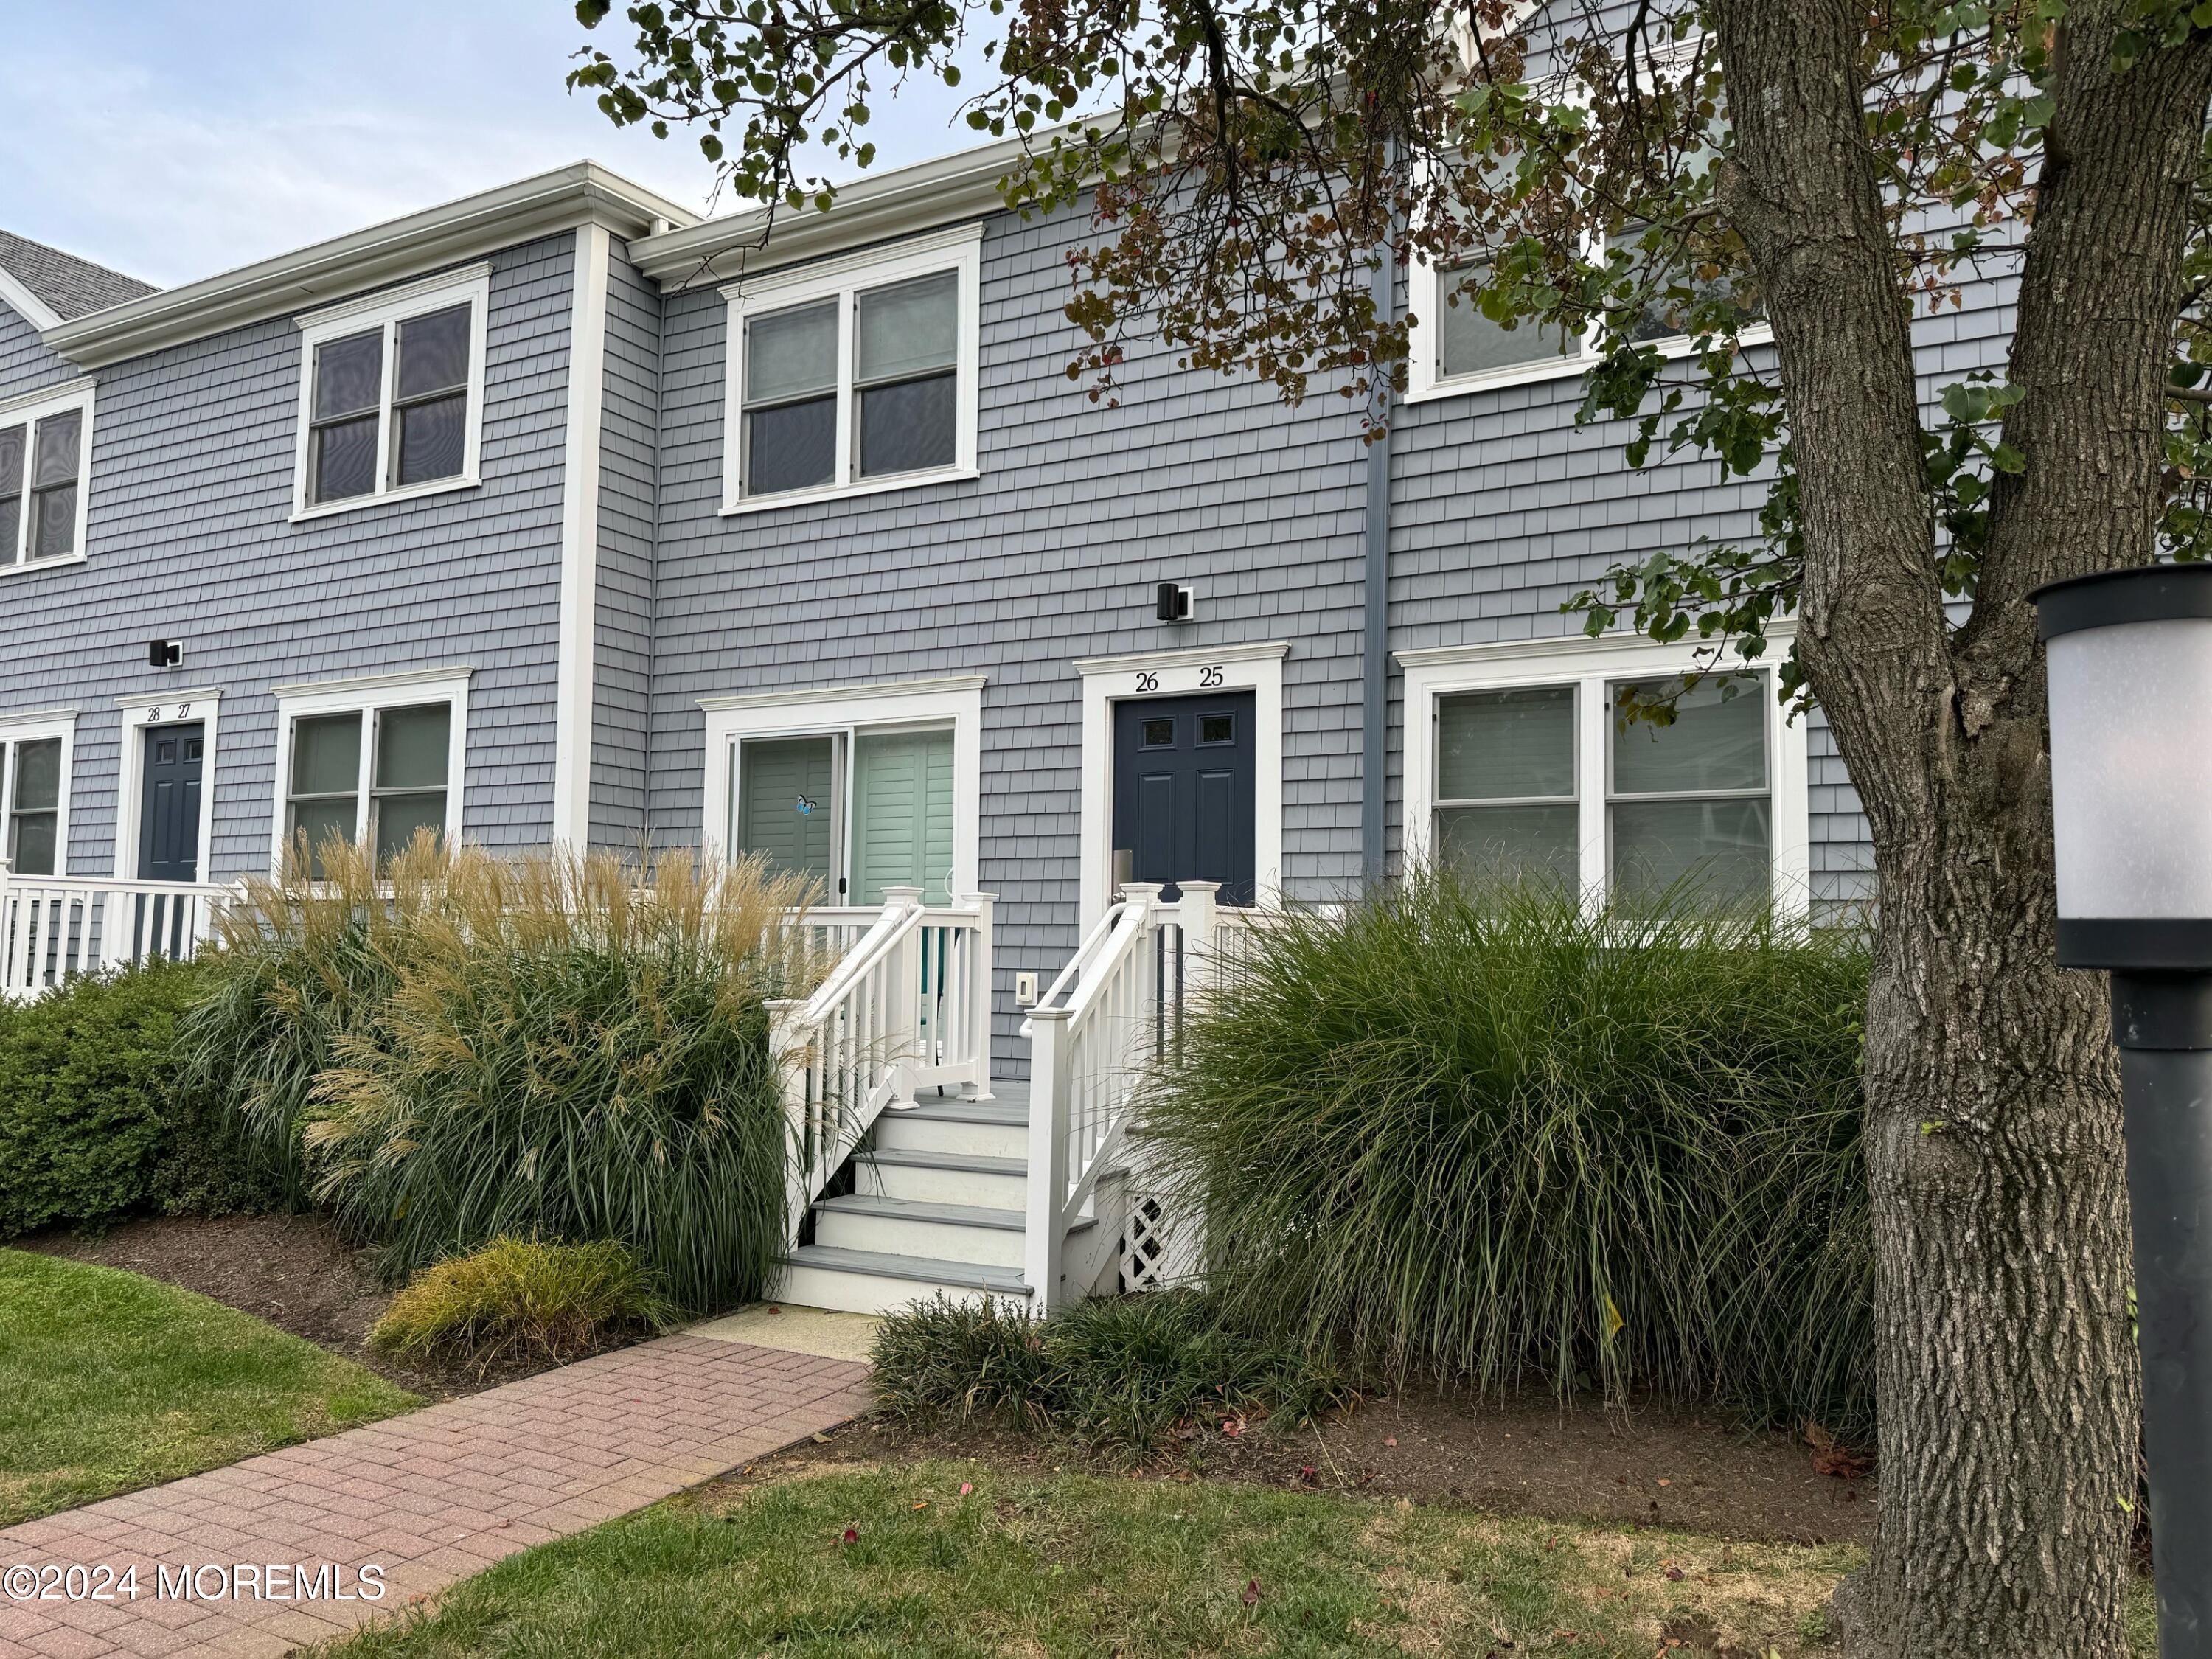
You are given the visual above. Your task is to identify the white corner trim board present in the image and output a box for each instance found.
[698,674,988,899]
[1394,627,1809,917]
[1074,642,1289,927]
[552,223,613,849]
[111,689,223,883]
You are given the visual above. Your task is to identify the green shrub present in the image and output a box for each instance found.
[186,835,821,1313]
[871,1291,1355,1455]
[0,961,284,1238]
[1138,876,1873,1439]
[369,1237,671,1368]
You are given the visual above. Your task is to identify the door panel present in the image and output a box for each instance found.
[1112,692,1256,904]
[737,736,837,892]
[136,723,204,883]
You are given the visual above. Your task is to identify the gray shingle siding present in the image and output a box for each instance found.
[590,238,660,849]
[0,295,78,403]
[0,234,576,879]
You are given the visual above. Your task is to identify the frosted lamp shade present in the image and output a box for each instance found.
[2036,565,2212,967]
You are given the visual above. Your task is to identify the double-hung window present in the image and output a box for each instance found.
[273,672,468,874]
[722,225,981,511]
[0,718,72,877]
[1405,637,1808,914]
[0,380,93,571]
[292,267,489,518]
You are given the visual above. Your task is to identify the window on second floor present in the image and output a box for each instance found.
[0,381,93,572]
[723,225,981,512]
[292,268,489,519]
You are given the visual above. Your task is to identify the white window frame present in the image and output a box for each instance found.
[0,377,94,577]
[699,674,986,904]
[0,708,77,877]
[267,667,472,869]
[112,689,223,883]
[290,265,491,522]
[1397,630,1808,917]
[1405,41,1771,403]
[1073,642,1289,928]
[718,223,983,515]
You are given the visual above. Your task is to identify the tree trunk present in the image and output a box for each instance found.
[1705,3,2212,1652]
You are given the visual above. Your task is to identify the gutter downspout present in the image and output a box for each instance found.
[1361,227,1396,891]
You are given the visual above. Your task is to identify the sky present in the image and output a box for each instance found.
[0,0,980,289]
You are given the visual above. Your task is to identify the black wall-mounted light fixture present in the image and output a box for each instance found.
[147,640,183,669]
[1155,582,1194,624]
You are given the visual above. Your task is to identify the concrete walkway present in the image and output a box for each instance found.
[0,1330,872,1658]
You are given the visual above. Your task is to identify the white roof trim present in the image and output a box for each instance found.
[697,672,988,713]
[44,162,703,370]
[0,264,62,333]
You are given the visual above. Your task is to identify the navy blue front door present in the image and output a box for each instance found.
[136,723,204,883]
[1112,692,1256,905]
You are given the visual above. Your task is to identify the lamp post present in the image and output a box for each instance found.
[2036,562,2212,1656]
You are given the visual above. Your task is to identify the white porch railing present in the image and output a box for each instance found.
[0,862,235,1002]
[768,886,996,1237]
[1023,880,1225,1310]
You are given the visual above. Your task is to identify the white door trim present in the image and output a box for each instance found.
[1074,641,1288,927]
[698,674,987,899]
[111,689,223,882]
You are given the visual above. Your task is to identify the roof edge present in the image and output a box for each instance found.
[43,162,703,369]
[0,263,63,332]
[631,133,1034,287]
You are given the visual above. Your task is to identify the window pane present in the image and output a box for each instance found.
[736,736,836,888]
[857,373,956,477]
[29,483,76,558]
[745,396,836,495]
[291,712,362,796]
[1438,686,1574,801]
[0,498,15,557]
[1437,803,1580,886]
[313,416,379,502]
[744,302,837,404]
[1610,675,1766,795]
[375,704,449,790]
[1618,215,1761,343]
[396,393,467,485]
[7,811,56,877]
[314,330,383,420]
[850,727,955,905]
[857,272,958,383]
[288,799,356,875]
[31,411,79,487]
[395,305,470,400]
[0,424,24,494]
[1436,265,1578,380]
[1611,796,1771,904]
[13,740,60,810]
[373,791,446,862]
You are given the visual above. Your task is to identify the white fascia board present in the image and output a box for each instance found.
[0,265,62,332]
[43,162,703,369]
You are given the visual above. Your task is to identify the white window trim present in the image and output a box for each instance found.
[290,265,491,523]
[1073,642,1288,928]
[0,376,94,577]
[267,667,472,870]
[717,223,983,516]
[1396,629,1808,917]
[698,673,987,902]
[112,689,223,883]
[0,707,78,878]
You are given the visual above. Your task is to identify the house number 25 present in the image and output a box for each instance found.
[1197,665,1224,687]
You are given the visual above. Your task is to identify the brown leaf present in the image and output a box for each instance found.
[1242,1578,1262,1607]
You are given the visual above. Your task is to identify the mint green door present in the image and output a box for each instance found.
[849,728,956,905]
[736,736,838,892]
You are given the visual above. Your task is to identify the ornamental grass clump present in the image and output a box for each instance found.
[369,1237,671,1369]
[1138,874,1873,1439]
[182,835,822,1312]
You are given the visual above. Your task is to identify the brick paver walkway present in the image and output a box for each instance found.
[0,1332,872,1658]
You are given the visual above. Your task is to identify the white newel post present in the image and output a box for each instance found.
[1177,880,1220,1001]
[880,886,923,1105]
[766,996,815,1239]
[963,891,996,1100]
[1025,1006,1072,1312]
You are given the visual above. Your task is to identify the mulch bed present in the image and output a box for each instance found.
[724,1388,1875,1548]
[14,1212,555,1401]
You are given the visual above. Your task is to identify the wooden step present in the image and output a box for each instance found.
[852,1147,1027,1208]
[774,1244,1032,1315]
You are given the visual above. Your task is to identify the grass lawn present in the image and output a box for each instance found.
[0,1248,420,1525]
[327,1460,1865,1658]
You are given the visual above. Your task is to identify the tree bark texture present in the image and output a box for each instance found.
[1705,3,2212,1652]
